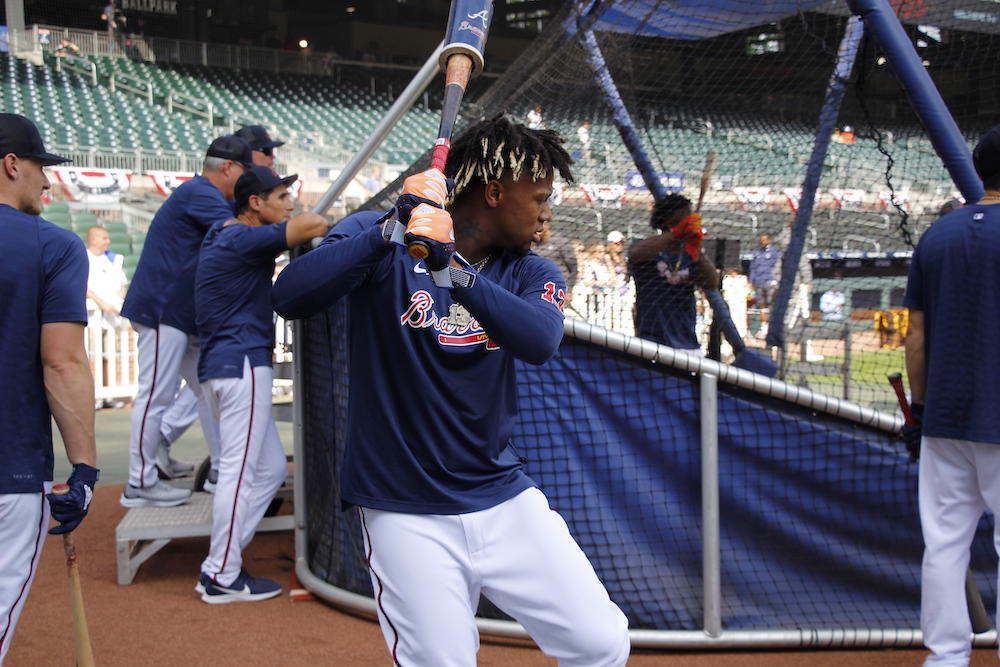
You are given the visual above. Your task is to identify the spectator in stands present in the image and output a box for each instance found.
[606,229,628,290]
[53,38,81,57]
[119,135,254,508]
[526,105,544,129]
[363,165,384,199]
[0,114,98,665]
[85,225,127,332]
[819,288,845,321]
[628,194,717,354]
[235,125,285,169]
[904,124,1000,666]
[577,120,592,161]
[748,233,779,337]
[938,198,962,217]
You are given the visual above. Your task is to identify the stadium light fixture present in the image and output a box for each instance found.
[346,6,355,12]
[299,39,309,48]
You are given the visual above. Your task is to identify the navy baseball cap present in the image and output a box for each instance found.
[234,165,297,210]
[0,114,70,166]
[206,135,254,168]
[973,125,1000,182]
[235,125,285,151]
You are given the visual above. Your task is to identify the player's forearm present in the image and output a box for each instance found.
[453,279,563,364]
[45,357,97,467]
[273,224,390,319]
[904,309,927,404]
[627,235,671,263]
[285,212,330,248]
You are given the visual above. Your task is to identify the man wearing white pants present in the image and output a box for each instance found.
[0,114,99,664]
[120,135,253,507]
[905,125,1000,667]
[194,166,327,602]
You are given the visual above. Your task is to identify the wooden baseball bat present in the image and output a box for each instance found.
[696,150,718,213]
[51,484,96,666]
[886,374,992,634]
[408,0,494,260]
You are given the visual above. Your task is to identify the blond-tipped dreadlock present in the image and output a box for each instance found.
[445,112,574,201]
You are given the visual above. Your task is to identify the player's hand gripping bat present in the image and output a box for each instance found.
[51,483,96,666]
[887,373,992,634]
[404,0,494,268]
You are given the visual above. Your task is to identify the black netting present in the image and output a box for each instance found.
[301,0,1000,635]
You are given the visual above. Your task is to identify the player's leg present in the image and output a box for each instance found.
[176,339,222,485]
[233,366,287,552]
[919,436,984,666]
[359,507,481,666]
[125,323,190,499]
[156,383,198,479]
[199,360,280,602]
[161,383,199,444]
[478,487,630,667]
[970,440,1000,662]
[0,490,48,664]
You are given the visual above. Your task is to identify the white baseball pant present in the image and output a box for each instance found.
[129,323,219,488]
[360,486,630,667]
[0,486,50,666]
[919,436,1000,667]
[200,359,287,585]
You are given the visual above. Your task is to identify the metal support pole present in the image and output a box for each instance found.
[700,372,721,637]
[767,15,864,349]
[312,41,443,217]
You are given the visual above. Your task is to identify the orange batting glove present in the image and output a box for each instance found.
[396,168,450,224]
[404,203,455,271]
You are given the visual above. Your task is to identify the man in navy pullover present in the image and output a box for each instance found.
[273,114,628,665]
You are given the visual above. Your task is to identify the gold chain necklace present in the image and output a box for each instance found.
[471,254,491,272]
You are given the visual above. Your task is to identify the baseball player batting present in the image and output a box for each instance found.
[193,166,327,603]
[273,114,630,664]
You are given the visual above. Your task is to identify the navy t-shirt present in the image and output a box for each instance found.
[196,221,288,381]
[122,175,233,333]
[272,211,567,514]
[629,249,700,349]
[904,204,1000,444]
[0,205,88,493]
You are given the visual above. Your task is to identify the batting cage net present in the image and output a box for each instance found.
[298,0,999,644]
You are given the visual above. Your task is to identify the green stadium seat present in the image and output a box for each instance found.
[108,243,131,256]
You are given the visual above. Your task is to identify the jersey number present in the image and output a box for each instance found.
[541,281,566,311]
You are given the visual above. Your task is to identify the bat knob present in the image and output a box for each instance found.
[407,242,430,260]
[52,483,70,496]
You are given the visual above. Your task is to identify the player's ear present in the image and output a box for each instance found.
[1,153,18,180]
[484,179,503,208]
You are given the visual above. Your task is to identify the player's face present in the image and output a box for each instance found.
[16,157,51,216]
[257,184,293,224]
[252,148,274,168]
[494,174,553,255]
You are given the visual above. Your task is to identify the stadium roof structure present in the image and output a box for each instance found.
[569,0,1000,39]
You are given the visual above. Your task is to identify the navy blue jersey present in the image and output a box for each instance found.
[0,205,88,493]
[273,211,566,514]
[904,204,1000,444]
[122,175,233,332]
[196,221,288,381]
[629,250,700,350]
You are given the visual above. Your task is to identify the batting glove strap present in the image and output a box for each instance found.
[395,193,445,224]
[448,266,476,289]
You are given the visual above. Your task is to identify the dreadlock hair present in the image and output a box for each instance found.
[445,112,574,201]
[650,193,692,231]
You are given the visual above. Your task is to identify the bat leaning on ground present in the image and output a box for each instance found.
[406,0,494,261]
[51,483,97,667]
[887,373,992,634]
[695,150,718,214]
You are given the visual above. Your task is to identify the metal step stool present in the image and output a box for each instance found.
[115,488,293,585]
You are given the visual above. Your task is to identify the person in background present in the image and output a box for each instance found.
[904,124,1000,667]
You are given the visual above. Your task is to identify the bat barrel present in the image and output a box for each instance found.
[439,0,493,77]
